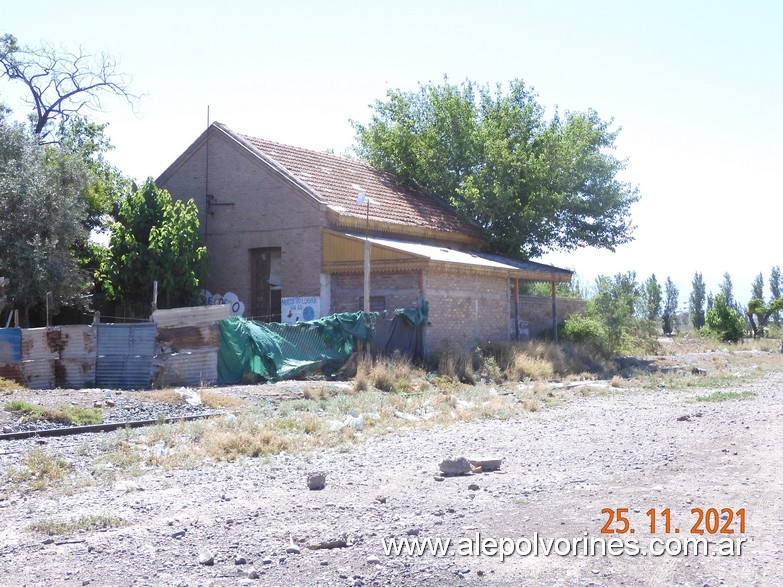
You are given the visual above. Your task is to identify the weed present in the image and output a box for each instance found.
[6,448,73,490]
[4,400,102,425]
[695,391,755,402]
[28,514,127,535]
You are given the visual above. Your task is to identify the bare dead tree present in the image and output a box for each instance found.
[0,33,136,141]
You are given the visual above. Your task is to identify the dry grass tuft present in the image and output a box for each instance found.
[138,389,183,404]
[6,448,73,491]
[353,362,370,392]
[29,514,127,535]
[431,349,476,384]
[370,353,420,393]
[303,385,332,401]
[199,389,247,409]
[511,353,555,381]
[0,376,22,391]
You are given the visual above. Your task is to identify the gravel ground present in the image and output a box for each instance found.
[0,365,781,586]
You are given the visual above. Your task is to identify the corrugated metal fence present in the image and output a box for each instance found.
[1,312,223,390]
[96,323,157,389]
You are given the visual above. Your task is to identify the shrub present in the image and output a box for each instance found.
[706,294,745,342]
[561,315,607,351]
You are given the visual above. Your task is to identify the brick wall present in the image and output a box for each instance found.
[159,132,325,313]
[424,271,510,353]
[514,295,586,338]
[330,272,421,314]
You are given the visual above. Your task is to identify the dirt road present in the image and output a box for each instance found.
[1,370,780,586]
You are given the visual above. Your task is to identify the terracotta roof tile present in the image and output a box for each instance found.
[238,133,481,238]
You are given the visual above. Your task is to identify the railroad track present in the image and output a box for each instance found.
[0,411,225,441]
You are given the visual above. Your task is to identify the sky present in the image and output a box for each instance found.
[3,0,782,308]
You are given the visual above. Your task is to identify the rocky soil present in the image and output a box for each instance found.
[0,364,781,586]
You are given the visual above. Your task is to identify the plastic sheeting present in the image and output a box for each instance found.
[218,311,378,384]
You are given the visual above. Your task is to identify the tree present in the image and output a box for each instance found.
[522,278,582,298]
[0,112,89,325]
[751,272,764,302]
[641,274,662,321]
[57,116,130,229]
[770,266,782,325]
[585,272,639,353]
[662,277,679,335]
[352,78,639,258]
[0,33,134,141]
[718,272,735,308]
[746,298,783,338]
[706,294,745,343]
[99,179,208,314]
[689,272,706,330]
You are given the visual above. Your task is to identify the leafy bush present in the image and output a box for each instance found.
[561,315,608,350]
[706,294,745,342]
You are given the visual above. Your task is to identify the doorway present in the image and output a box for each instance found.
[250,248,281,322]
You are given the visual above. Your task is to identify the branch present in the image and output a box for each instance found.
[0,36,138,140]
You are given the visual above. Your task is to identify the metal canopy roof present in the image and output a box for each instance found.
[329,232,572,282]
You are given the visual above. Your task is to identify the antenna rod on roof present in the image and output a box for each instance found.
[205,105,210,240]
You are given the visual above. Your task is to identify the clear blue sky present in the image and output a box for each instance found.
[4,0,782,307]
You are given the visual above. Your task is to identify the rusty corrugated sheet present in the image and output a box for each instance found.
[0,363,25,385]
[59,325,96,359]
[153,350,218,387]
[21,327,60,361]
[96,323,156,389]
[21,359,55,389]
[156,323,219,353]
[56,359,97,389]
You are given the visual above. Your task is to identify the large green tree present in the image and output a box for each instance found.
[586,272,639,352]
[0,111,90,325]
[746,297,783,338]
[689,272,706,330]
[751,272,764,302]
[706,294,745,343]
[769,266,781,325]
[662,276,679,335]
[100,179,208,314]
[352,78,638,258]
[641,274,662,321]
[719,272,735,308]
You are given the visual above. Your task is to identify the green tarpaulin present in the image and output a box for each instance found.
[218,311,379,384]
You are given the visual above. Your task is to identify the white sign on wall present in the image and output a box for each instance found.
[281,296,320,324]
[201,290,245,316]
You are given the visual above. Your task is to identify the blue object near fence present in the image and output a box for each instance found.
[0,328,22,363]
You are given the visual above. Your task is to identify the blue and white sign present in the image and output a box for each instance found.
[282,296,320,324]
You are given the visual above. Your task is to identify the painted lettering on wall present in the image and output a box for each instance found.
[201,290,245,316]
[281,296,320,324]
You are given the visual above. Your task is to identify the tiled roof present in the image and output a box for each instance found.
[232,128,482,238]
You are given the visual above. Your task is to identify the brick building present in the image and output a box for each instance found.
[157,122,573,352]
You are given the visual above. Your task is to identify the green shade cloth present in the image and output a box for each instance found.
[218,311,379,384]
